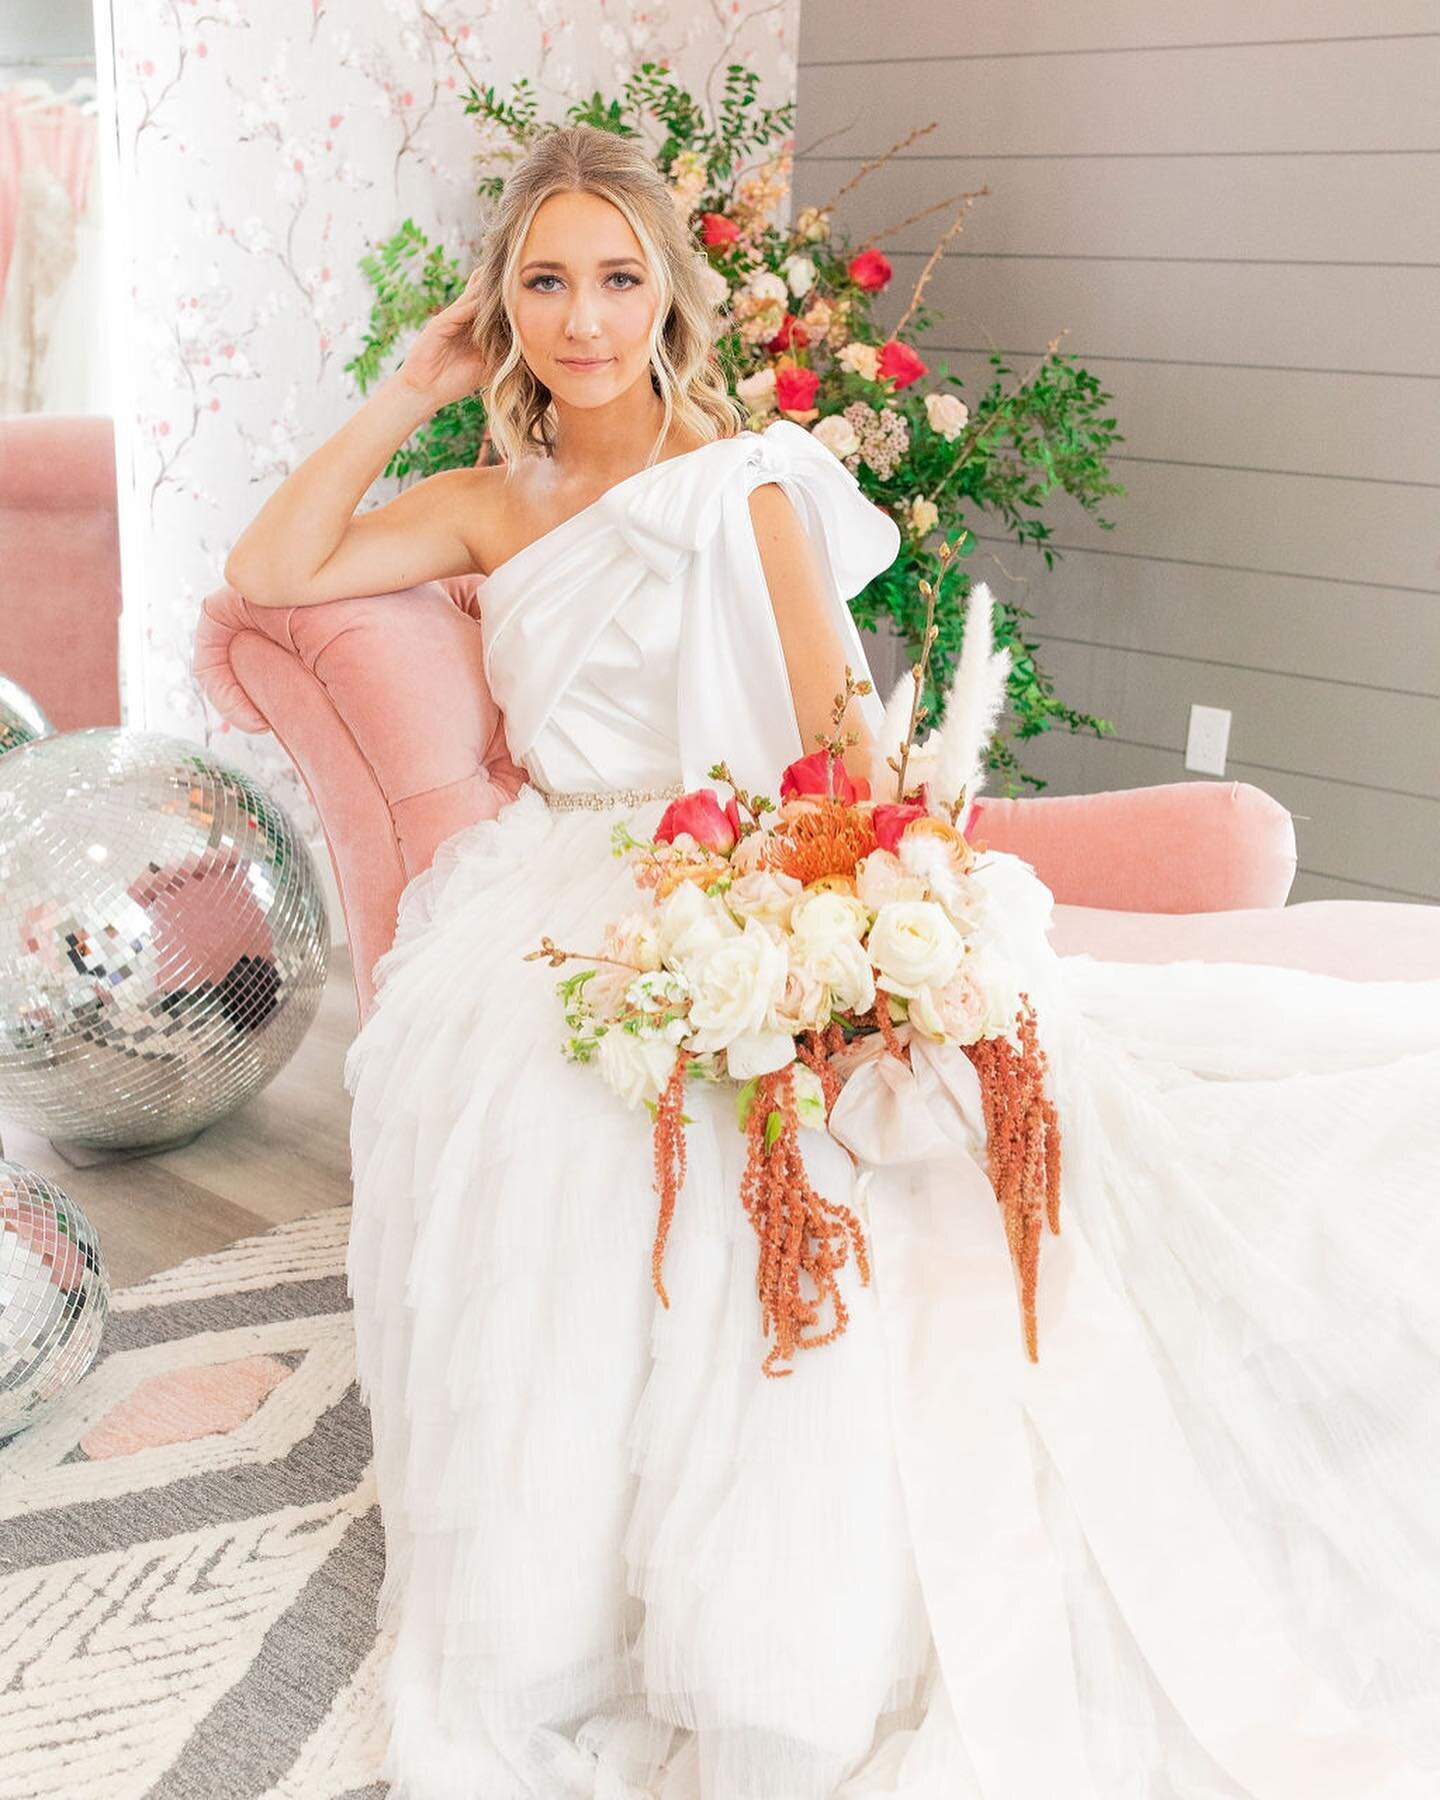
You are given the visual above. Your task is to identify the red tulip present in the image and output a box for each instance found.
[877,339,927,389]
[700,212,741,248]
[774,365,820,412]
[780,749,871,804]
[847,248,893,291]
[654,788,742,853]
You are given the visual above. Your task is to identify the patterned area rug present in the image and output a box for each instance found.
[0,1207,394,1799]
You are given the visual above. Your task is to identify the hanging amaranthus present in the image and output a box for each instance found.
[961,992,1063,1362]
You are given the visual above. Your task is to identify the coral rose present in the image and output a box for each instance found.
[871,799,928,853]
[701,212,740,248]
[655,788,742,854]
[877,339,927,389]
[780,748,871,804]
[847,248,893,291]
[774,364,820,412]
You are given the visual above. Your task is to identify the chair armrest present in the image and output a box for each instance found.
[193,575,525,1026]
[967,780,1297,912]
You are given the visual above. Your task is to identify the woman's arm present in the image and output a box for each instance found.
[222,371,479,608]
[747,481,877,787]
[224,268,494,608]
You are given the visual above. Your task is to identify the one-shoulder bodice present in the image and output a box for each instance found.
[477,419,901,800]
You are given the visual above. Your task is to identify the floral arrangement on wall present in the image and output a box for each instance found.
[350,63,1126,795]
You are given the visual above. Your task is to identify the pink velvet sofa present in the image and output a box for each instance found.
[0,414,122,730]
[193,576,1440,1030]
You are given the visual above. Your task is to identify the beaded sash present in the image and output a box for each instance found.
[533,779,685,812]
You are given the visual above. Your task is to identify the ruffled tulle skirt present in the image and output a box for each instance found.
[343,782,1440,1799]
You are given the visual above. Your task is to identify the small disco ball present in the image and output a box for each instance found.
[0,675,52,756]
[0,728,330,1151]
[0,1161,109,1441]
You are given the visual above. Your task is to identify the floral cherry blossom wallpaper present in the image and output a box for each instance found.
[97,0,801,941]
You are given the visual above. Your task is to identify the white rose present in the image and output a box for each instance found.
[855,849,929,911]
[924,391,970,441]
[794,936,875,1017]
[790,888,871,947]
[811,412,860,459]
[769,944,833,1035]
[838,341,880,381]
[782,253,817,299]
[868,900,966,998]
[727,867,803,931]
[737,366,777,404]
[597,1025,685,1110]
[698,263,732,309]
[746,270,789,309]
[657,879,740,967]
[685,917,795,1077]
[965,940,1025,1039]
[908,958,989,1046]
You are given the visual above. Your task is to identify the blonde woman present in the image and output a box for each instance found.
[227,124,1439,1800]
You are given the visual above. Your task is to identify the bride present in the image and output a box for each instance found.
[225,124,1440,1799]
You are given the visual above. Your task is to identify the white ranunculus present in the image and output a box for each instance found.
[909,495,940,535]
[684,917,793,1074]
[924,391,970,440]
[727,867,804,931]
[782,253,817,298]
[811,413,860,459]
[868,900,966,998]
[790,888,871,948]
[597,1025,685,1110]
[656,879,740,968]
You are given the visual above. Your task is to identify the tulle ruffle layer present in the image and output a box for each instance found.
[344,782,1440,1797]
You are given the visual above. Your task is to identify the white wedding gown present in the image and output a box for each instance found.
[343,418,1440,1800]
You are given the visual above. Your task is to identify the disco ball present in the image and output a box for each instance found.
[0,728,330,1151]
[0,1160,109,1441]
[0,675,51,755]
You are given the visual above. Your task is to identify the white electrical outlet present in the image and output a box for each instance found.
[1185,704,1231,776]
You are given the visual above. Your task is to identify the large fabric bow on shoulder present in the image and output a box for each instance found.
[825,1025,1428,1800]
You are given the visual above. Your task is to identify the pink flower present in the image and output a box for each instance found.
[774,365,820,412]
[780,749,870,804]
[847,248,893,291]
[701,212,741,248]
[877,339,927,389]
[655,788,742,853]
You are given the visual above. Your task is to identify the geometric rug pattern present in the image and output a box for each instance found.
[0,1207,394,1799]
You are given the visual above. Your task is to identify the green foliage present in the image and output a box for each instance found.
[346,63,1126,795]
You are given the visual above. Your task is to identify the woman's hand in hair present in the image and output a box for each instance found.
[399,267,495,410]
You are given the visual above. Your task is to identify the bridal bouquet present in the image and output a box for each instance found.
[526,571,1062,1377]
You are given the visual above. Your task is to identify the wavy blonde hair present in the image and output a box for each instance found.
[463,123,745,471]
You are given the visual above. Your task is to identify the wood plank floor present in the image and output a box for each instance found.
[0,945,360,1289]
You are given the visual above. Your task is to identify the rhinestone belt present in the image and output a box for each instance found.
[533,779,686,812]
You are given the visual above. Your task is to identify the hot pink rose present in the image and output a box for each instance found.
[847,248,893,291]
[654,788,742,853]
[780,749,870,805]
[877,339,927,389]
[701,212,741,248]
[774,364,820,413]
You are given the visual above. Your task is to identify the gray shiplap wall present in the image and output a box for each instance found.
[793,1,1440,905]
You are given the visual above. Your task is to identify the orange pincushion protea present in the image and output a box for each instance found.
[760,796,878,886]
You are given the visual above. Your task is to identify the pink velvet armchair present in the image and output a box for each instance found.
[193,577,1440,1030]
